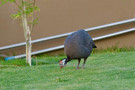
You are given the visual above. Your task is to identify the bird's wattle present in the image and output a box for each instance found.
[59,59,67,68]
[59,61,64,68]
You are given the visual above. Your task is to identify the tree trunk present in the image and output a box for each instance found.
[26,36,32,66]
[20,2,33,66]
[21,5,32,66]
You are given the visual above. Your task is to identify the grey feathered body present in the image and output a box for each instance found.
[64,30,96,60]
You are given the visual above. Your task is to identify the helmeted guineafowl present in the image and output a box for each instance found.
[59,30,97,69]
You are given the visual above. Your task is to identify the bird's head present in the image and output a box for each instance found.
[59,58,68,69]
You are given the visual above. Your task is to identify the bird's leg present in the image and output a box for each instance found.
[82,58,87,69]
[77,59,81,69]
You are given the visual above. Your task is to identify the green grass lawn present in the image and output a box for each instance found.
[0,51,135,90]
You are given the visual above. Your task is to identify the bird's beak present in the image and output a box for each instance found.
[59,61,64,69]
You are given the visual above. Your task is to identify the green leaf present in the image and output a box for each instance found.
[28,17,39,25]
[0,0,16,6]
[33,17,39,24]
[10,12,21,19]
[34,6,40,11]
[8,0,15,3]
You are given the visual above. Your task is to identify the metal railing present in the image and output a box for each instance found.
[5,27,135,60]
[1,18,135,50]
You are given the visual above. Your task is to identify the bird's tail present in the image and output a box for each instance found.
[93,45,97,48]
[92,42,97,48]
